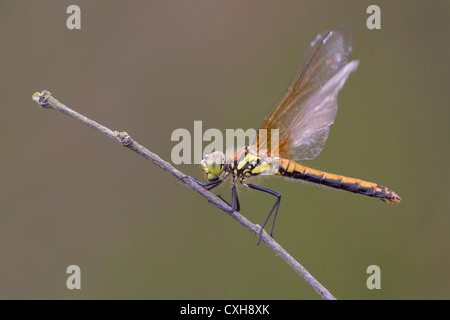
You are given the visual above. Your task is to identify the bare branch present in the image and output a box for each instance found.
[32,90,336,300]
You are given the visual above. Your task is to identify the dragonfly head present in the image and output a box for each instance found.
[201,151,226,181]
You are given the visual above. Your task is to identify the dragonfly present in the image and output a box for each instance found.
[187,25,401,244]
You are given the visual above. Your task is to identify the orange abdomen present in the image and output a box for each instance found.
[276,158,401,203]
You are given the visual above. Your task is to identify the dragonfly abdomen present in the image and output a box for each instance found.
[276,158,401,203]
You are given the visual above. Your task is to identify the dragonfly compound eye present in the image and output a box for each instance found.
[202,152,224,180]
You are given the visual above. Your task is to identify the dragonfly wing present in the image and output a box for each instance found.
[282,25,353,105]
[287,60,359,160]
[253,25,355,158]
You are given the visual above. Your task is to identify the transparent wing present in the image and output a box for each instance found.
[252,25,357,160]
[285,60,359,160]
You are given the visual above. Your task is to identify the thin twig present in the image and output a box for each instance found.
[32,90,336,300]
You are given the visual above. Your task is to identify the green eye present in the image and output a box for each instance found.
[207,156,223,176]
[201,152,225,180]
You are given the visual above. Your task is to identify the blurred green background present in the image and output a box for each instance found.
[0,0,449,299]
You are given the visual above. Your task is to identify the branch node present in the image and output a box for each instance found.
[114,131,134,146]
[32,90,52,107]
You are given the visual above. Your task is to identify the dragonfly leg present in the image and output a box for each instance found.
[178,175,238,212]
[231,184,241,212]
[211,184,240,212]
[208,195,231,212]
[216,194,231,207]
[178,175,223,190]
[247,184,281,245]
[205,192,239,213]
